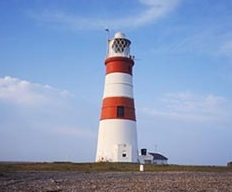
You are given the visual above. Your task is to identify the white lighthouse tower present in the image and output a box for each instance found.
[95,32,138,162]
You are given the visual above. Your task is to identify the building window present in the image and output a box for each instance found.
[117,106,124,117]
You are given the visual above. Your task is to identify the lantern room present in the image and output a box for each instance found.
[108,32,131,58]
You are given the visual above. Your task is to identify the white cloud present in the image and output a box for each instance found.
[0,76,97,161]
[140,91,232,123]
[52,126,96,138]
[150,27,221,56]
[0,76,73,108]
[30,0,181,30]
[0,76,97,138]
[219,40,232,56]
[137,0,181,24]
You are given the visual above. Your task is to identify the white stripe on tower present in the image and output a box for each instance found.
[95,32,138,163]
[103,73,133,98]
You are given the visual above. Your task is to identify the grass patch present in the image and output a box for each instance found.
[0,162,232,172]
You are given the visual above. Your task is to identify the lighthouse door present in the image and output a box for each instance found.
[116,144,132,162]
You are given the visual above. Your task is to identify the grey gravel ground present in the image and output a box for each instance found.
[1,171,232,192]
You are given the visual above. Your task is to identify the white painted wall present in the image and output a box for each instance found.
[153,159,168,165]
[103,73,133,98]
[95,119,138,162]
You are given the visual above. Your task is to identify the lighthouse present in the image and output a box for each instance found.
[95,32,138,162]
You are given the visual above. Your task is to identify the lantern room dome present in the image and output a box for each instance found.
[114,32,126,39]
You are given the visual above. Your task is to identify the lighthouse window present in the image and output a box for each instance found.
[117,106,124,117]
[122,151,127,157]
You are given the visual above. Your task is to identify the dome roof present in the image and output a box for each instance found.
[114,32,126,39]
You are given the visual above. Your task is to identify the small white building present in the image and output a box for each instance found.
[149,152,168,165]
[139,149,168,165]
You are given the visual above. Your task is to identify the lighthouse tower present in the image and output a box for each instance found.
[95,32,138,162]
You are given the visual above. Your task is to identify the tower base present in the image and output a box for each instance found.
[95,119,138,163]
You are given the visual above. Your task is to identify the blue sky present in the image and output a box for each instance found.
[0,0,232,165]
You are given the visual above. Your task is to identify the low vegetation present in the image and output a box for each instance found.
[0,162,232,172]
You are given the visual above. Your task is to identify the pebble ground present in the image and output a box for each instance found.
[1,171,232,192]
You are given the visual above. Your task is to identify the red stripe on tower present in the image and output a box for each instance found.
[101,97,136,120]
[105,57,134,75]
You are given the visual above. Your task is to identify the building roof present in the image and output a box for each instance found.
[227,161,232,166]
[149,152,168,160]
